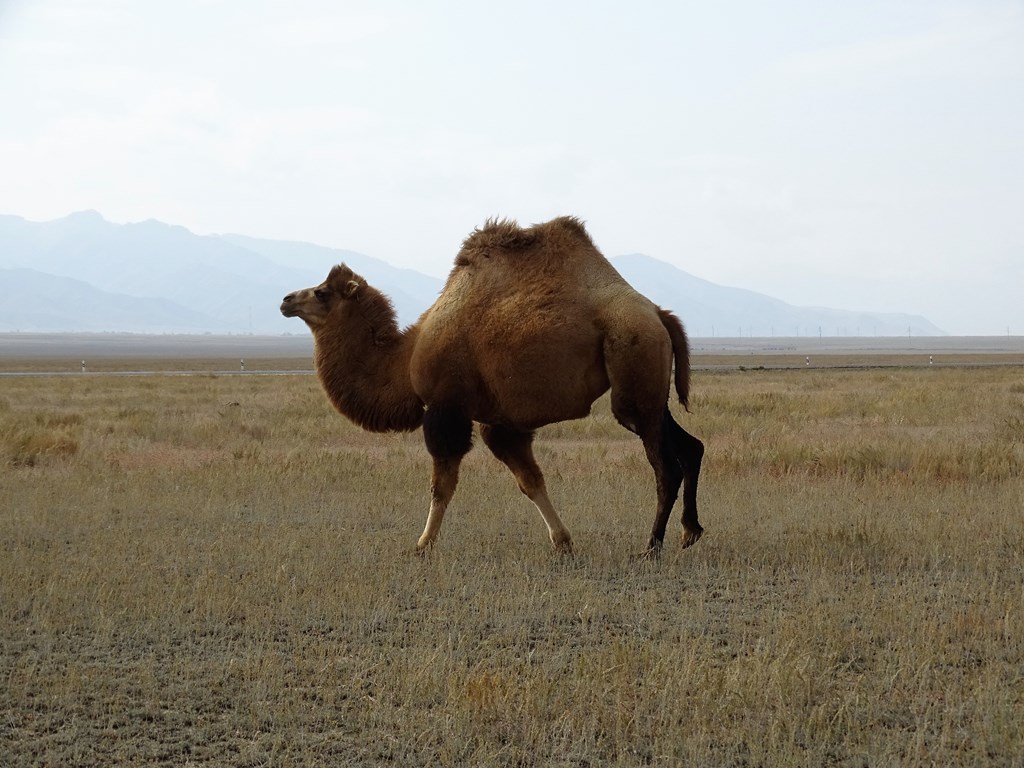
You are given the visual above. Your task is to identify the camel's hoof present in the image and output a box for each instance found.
[551,535,575,556]
[681,526,704,549]
[414,541,433,557]
[637,543,663,561]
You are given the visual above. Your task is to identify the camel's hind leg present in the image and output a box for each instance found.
[605,349,703,553]
[480,424,574,553]
[417,403,473,552]
[661,408,704,548]
[632,411,682,555]
[632,409,703,554]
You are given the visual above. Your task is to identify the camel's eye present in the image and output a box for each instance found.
[314,288,330,303]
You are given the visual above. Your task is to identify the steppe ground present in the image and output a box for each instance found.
[1,336,1022,766]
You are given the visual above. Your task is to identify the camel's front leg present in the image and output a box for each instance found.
[417,456,461,552]
[417,403,473,552]
[480,424,574,553]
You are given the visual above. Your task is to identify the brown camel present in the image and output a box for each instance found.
[280,216,704,554]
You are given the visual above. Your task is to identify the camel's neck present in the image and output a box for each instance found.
[312,319,423,433]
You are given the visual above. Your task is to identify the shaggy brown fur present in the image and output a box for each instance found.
[281,216,704,554]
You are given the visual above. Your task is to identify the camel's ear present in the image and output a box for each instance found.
[342,280,361,298]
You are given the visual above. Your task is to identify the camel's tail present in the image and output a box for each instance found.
[658,308,691,411]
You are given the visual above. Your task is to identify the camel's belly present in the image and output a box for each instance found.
[475,357,611,429]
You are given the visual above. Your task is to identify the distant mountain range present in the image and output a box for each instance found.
[0,211,944,336]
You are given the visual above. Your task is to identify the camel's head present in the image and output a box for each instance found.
[280,264,365,330]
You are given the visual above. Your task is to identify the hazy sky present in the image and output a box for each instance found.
[2,1,1022,334]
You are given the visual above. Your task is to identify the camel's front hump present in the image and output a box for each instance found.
[412,282,612,427]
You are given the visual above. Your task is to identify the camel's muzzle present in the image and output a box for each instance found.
[280,294,298,317]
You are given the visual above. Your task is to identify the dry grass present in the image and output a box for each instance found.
[2,365,1022,766]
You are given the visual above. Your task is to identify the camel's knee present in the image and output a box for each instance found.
[514,468,546,499]
[429,457,461,501]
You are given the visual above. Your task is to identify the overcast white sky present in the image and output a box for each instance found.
[1,0,1022,334]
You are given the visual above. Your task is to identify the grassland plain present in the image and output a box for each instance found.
[1,363,1022,766]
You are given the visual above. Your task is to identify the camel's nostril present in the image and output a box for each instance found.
[283,293,295,303]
